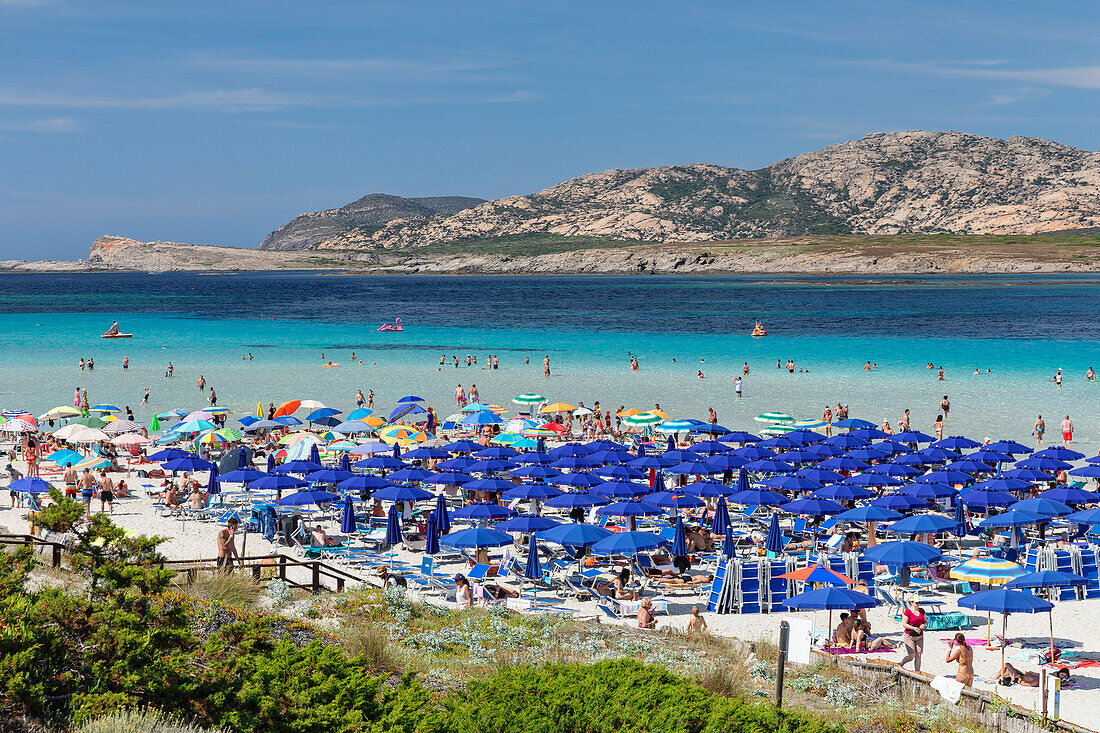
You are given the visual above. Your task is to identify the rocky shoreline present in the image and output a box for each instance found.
[2,234,1100,276]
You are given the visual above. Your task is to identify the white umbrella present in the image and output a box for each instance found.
[53,424,84,440]
[299,400,327,411]
[103,419,142,435]
[71,427,109,443]
[111,433,151,446]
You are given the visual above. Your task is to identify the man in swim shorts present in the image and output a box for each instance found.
[1062,415,1074,444]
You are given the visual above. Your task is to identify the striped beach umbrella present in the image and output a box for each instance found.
[657,419,698,433]
[760,425,796,436]
[0,418,37,433]
[623,412,663,428]
[950,557,1025,585]
[754,412,795,424]
[513,393,546,405]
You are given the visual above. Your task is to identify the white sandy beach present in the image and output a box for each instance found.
[3,459,1099,728]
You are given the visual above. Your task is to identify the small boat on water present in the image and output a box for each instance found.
[377,317,404,332]
[102,322,133,338]
[751,322,767,337]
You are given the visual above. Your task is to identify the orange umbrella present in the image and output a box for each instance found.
[616,408,642,417]
[539,402,577,414]
[651,409,670,419]
[776,563,855,585]
[273,399,301,418]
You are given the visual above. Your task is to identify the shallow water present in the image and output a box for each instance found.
[1,272,1097,449]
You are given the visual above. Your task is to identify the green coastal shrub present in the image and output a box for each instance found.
[419,659,841,733]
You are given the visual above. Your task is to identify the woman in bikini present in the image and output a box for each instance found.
[946,633,974,686]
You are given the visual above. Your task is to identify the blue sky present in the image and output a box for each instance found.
[2,0,1100,258]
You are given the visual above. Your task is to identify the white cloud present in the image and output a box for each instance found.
[0,86,538,111]
[0,116,77,131]
[855,59,1100,91]
[0,88,297,111]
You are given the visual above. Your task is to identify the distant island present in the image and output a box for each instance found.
[7,130,1100,274]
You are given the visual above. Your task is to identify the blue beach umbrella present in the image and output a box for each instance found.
[1041,486,1099,504]
[711,495,732,534]
[729,488,788,507]
[987,440,1032,455]
[340,496,357,534]
[863,540,942,567]
[1070,465,1100,478]
[1017,456,1072,471]
[337,475,393,493]
[162,456,215,472]
[551,473,605,489]
[218,467,267,484]
[782,498,846,516]
[434,492,451,534]
[538,522,612,547]
[524,533,543,581]
[721,525,736,560]
[1034,446,1085,461]
[451,502,516,523]
[785,586,879,610]
[544,491,609,510]
[274,489,340,507]
[355,455,405,470]
[497,514,561,533]
[593,480,651,499]
[834,418,875,429]
[371,485,435,502]
[743,459,796,474]
[958,588,1056,666]
[891,430,935,443]
[1010,497,1073,518]
[385,504,403,545]
[266,453,277,473]
[306,468,355,485]
[276,459,324,474]
[765,512,783,554]
[386,467,436,483]
[590,531,668,556]
[686,479,735,497]
[933,436,981,451]
[441,526,513,549]
[596,500,663,518]
[273,415,303,427]
[206,466,220,496]
[812,484,874,501]
[869,494,928,511]
[497,480,560,499]
[884,514,957,535]
[717,431,760,443]
[671,515,689,556]
[976,510,1046,530]
[897,482,957,500]
[9,477,51,494]
[761,475,823,492]
[594,464,647,480]
[795,467,845,484]
[147,448,192,462]
[424,512,440,556]
[306,407,341,422]
[960,490,1016,509]
[835,505,903,523]
[249,474,308,492]
[1001,467,1055,482]
[818,457,869,472]
[1005,570,1088,590]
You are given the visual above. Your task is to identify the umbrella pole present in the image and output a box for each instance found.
[987,611,991,646]
[1050,611,1055,663]
[826,610,832,650]
[1001,615,1007,670]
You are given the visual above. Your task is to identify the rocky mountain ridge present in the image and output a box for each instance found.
[259,194,484,250]
[292,131,1100,250]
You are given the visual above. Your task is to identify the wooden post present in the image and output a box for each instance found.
[311,561,320,593]
[51,542,61,568]
[278,555,287,581]
[776,620,789,709]
[1041,669,1048,720]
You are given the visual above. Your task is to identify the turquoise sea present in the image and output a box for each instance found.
[1,272,1098,449]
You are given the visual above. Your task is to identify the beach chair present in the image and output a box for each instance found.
[420,556,450,579]
[466,564,498,581]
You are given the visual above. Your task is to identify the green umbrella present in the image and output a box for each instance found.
[624,412,663,427]
[754,412,795,424]
[150,414,160,431]
[216,428,243,441]
[76,416,106,428]
[513,393,546,405]
[760,425,796,435]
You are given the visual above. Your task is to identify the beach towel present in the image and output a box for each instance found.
[1049,660,1100,670]
[823,647,896,655]
[941,638,987,647]
[930,675,965,704]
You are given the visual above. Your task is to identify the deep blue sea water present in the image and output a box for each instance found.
[1,272,1098,448]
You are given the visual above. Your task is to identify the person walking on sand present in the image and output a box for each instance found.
[899,409,910,431]
[217,518,240,571]
[1062,415,1074,444]
[899,599,926,671]
[1033,415,1045,445]
[355,389,365,408]
[734,376,742,398]
[80,468,96,519]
